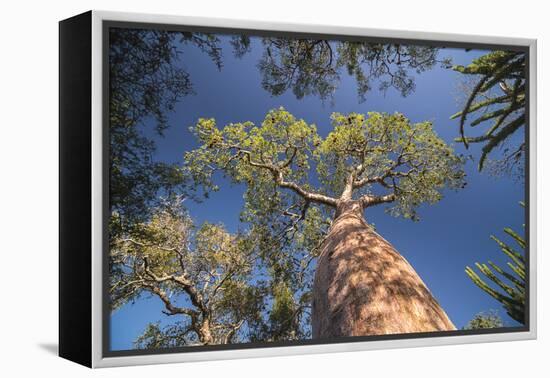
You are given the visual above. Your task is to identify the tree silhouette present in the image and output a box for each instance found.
[257,38,449,101]
[109,28,223,232]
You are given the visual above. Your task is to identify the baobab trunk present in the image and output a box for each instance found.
[312,200,456,338]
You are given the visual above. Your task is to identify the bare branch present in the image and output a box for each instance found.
[360,193,397,208]
[142,282,199,319]
[223,319,245,344]
[143,257,210,315]
[277,172,337,207]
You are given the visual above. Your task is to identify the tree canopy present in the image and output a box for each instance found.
[451,50,526,174]
[257,38,449,101]
[109,28,223,232]
[186,108,465,223]
[108,30,456,232]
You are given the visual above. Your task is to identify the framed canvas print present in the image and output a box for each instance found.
[59,10,537,368]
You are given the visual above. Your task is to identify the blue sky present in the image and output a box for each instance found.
[110,34,525,350]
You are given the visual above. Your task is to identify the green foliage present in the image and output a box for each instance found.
[109,31,503,348]
[257,38,449,101]
[110,197,265,346]
[465,203,526,324]
[109,28,223,231]
[186,108,465,222]
[186,108,320,194]
[261,282,310,341]
[186,108,329,285]
[319,112,465,219]
[258,39,339,100]
[337,43,450,101]
[463,311,504,330]
[134,322,191,349]
[230,35,252,58]
[112,196,314,347]
[451,50,526,173]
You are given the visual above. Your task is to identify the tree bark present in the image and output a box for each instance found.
[198,318,214,345]
[312,200,456,338]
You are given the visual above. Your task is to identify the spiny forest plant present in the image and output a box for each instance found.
[465,203,526,324]
[185,108,465,337]
[451,50,526,173]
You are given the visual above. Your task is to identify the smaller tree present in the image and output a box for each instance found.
[110,198,264,347]
[463,311,504,330]
[451,50,526,173]
[465,203,526,324]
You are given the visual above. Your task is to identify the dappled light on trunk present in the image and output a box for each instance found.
[312,200,456,338]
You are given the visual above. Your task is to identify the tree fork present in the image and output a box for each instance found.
[312,199,456,338]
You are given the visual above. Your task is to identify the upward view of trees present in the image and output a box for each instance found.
[186,108,465,337]
[108,28,527,350]
[108,31,452,230]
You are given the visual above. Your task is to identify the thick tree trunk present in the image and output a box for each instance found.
[312,200,456,338]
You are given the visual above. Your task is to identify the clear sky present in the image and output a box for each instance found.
[110,33,525,350]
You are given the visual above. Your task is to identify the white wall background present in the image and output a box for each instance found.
[0,0,546,376]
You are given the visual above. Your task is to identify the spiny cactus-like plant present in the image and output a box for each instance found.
[451,51,526,172]
[465,202,526,324]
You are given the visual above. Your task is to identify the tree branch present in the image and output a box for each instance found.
[143,257,210,315]
[223,319,245,344]
[276,172,337,207]
[235,148,337,207]
[360,193,397,208]
[142,282,199,319]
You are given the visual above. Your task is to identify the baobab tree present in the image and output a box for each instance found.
[186,108,465,337]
